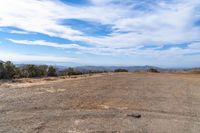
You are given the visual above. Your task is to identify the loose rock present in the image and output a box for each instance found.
[127,113,141,118]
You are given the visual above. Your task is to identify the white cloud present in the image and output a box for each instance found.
[0,0,83,38]
[9,30,30,34]
[7,39,128,55]
[0,0,199,49]
[7,38,200,57]
[188,42,200,49]
[5,38,200,67]
[8,39,84,49]
[0,51,76,63]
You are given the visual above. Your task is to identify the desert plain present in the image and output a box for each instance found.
[0,72,200,133]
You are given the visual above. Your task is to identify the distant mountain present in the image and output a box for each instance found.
[75,66,164,72]
[15,62,82,69]
[15,63,199,73]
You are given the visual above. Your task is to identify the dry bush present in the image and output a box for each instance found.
[147,68,160,73]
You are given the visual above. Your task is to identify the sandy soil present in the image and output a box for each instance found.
[0,72,200,133]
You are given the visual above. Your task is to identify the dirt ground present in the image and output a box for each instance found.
[0,72,200,133]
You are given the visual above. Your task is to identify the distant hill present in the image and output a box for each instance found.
[187,68,200,74]
[15,63,200,73]
[75,66,163,72]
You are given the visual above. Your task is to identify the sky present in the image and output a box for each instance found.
[0,0,200,68]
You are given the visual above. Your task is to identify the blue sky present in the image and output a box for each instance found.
[0,0,200,67]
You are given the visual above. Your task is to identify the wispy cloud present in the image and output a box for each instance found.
[0,51,76,63]
[7,38,200,57]
[7,39,128,55]
[9,30,30,34]
[1,0,200,48]
[8,39,85,49]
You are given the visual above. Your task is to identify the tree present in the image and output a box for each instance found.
[0,61,5,79]
[67,67,75,76]
[20,67,29,78]
[14,67,22,78]
[3,61,16,79]
[37,65,48,77]
[22,65,40,77]
[47,66,57,76]
[67,67,82,76]
[0,61,60,79]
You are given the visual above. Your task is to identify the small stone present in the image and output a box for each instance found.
[127,113,141,118]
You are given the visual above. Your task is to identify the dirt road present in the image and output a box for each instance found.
[0,73,200,132]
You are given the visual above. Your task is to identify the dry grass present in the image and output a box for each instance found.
[0,72,200,132]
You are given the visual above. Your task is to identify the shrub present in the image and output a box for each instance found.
[59,67,82,76]
[0,61,5,79]
[0,61,59,79]
[148,68,160,73]
[22,65,39,77]
[47,66,57,77]
[3,61,16,79]
[114,69,128,72]
[37,65,48,77]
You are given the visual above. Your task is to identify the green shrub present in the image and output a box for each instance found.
[148,68,160,73]
[47,66,57,77]
[114,69,128,72]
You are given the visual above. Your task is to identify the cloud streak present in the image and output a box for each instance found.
[8,38,200,57]
[0,51,76,63]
